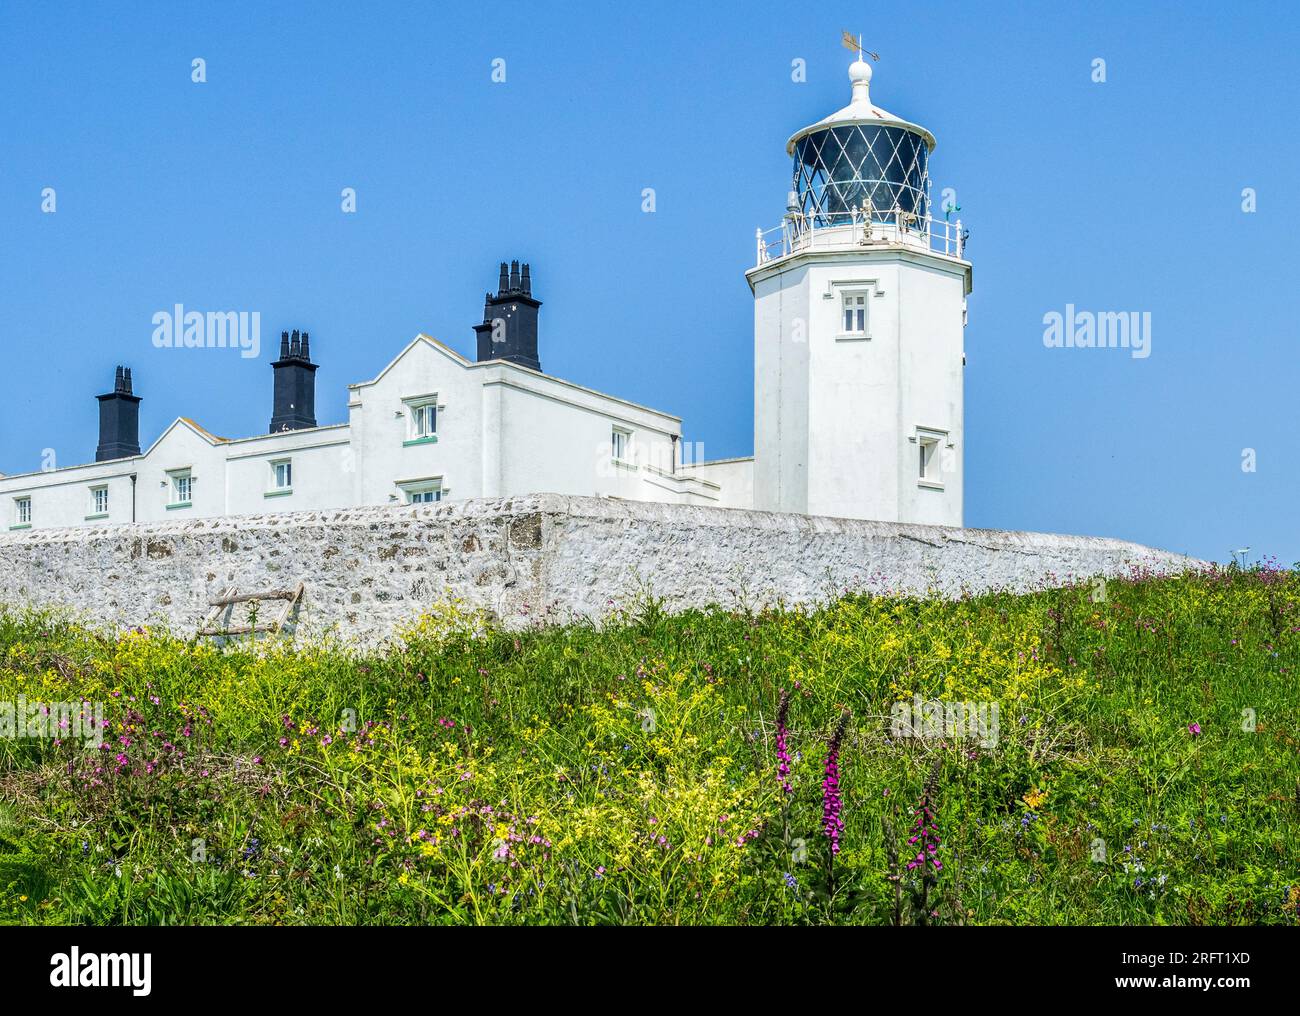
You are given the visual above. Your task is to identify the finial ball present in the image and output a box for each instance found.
[849,57,872,85]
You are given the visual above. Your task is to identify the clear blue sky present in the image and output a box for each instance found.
[2,1,1296,564]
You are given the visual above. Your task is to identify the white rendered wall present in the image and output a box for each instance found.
[895,258,966,526]
[752,263,811,515]
[750,247,968,525]
[224,427,354,516]
[348,338,685,506]
[0,423,357,530]
[0,461,139,530]
[348,339,485,506]
[495,375,680,501]
[679,457,754,509]
[130,425,227,523]
[1,337,717,526]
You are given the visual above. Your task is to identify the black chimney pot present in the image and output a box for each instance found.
[270,329,318,432]
[474,259,542,372]
[96,364,142,461]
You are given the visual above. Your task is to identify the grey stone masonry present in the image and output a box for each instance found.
[0,494,1205,645]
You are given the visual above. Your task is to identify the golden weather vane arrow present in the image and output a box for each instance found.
[840,30,879,62]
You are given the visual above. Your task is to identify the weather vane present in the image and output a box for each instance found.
[841,30,879,62]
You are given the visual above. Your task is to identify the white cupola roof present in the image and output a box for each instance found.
[786,56,936,155]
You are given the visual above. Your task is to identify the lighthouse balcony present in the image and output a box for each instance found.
[755,209,966,268]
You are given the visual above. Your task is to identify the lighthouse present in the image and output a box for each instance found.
[748,55,971,526]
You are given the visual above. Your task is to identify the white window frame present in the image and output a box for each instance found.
[90,485,109,517]
[402,395,440,443]
[824,279,882,341]
[912,428,949,489]
[399,477,444,504]
[270,458,293,493]
[14,497,32,527]
[167,469,193,507]
[611,426,632,465]
[841,291,869,336]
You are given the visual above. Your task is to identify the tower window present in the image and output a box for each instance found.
[915,428,947,488]
[842,292,868,334]
[91,486,109,516]
[14,497,31,527]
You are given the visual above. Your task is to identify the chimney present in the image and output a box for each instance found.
[474,259,542,372]
[270,329,318,432]
[96,365,142,461]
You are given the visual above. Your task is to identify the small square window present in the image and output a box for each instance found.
[401,479,443,504]
[404,397,438,441]
[842,292,868,335]
[15,497,31,526]
[612,428,631,462]
[915,429,947,487]
[169,470,192,505]
[91,486,109,515]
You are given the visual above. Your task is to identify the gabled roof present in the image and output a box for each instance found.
[142,416,228,456]
[348,334,469,391]
[348,333,682,423]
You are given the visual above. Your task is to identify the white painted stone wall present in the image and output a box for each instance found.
[0,494,1203,646]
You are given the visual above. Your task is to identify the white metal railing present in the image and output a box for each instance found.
[754,204,965,266]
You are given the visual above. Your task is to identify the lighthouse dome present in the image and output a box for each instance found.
[787,57,935,225]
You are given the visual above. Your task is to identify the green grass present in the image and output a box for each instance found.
[0,563,1297,925]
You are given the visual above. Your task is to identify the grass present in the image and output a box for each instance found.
[0,563,1297,925]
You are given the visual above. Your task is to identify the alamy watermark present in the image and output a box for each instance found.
[1,697,105,745]
[50,948,151,996]
[1042,304,1151,359]
[151,304,261,359]
[890,696,999,748]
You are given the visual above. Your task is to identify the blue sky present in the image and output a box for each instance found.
[1,0,1297,563]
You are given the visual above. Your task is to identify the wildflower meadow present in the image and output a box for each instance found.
[0,563,1297,925]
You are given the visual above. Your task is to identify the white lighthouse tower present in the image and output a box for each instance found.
[748,54,971,526]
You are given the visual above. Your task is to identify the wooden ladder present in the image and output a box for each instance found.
[197,582,305,638]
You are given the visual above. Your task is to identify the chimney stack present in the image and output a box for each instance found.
[96,365,142,461]
[270,329,319,432]
[474,259,542,372]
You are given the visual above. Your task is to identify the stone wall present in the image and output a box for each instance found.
[0,494,1204,645]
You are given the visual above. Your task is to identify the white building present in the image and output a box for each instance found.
[0,57,970,532]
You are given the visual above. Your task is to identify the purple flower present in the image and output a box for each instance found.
[906,794,943,873]
[775,690,793,795]
[821,711,851,855]
[1188,722,1201,736]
